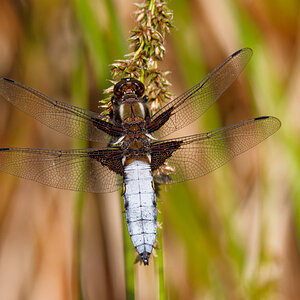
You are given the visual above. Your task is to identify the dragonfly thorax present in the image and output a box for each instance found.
[119,101,147,123]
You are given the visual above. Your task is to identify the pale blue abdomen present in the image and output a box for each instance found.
[123,160,157,265]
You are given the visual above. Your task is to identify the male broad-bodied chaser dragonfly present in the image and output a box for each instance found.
[0,48,280,265]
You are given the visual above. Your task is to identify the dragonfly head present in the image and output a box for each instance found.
[113,78,145,99]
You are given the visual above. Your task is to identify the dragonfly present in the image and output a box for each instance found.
[0,48,280,265]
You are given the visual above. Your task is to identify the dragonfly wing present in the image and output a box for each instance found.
[0,78,122,143]
[147,48,253,138]
[151,116,281,184]
[0,147,124,193]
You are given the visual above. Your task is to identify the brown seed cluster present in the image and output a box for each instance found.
[101,0,174,115]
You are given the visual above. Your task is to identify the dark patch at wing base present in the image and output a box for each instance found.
[91,117,123,137]
[146,107,174,133]
[151,140,183,171]
[88,148,124,176]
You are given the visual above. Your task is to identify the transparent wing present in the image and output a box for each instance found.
[147,48,253,138]
[0,78,122,144]
[151,116,281,184]
[0,147,124,193]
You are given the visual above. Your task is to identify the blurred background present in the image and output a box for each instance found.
[0,0,299,299]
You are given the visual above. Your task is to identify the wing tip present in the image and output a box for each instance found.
[0,148,10,151]
[254,115,281,131]
[232,47,253,58]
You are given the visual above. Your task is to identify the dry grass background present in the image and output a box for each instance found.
[0,0,299,299]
